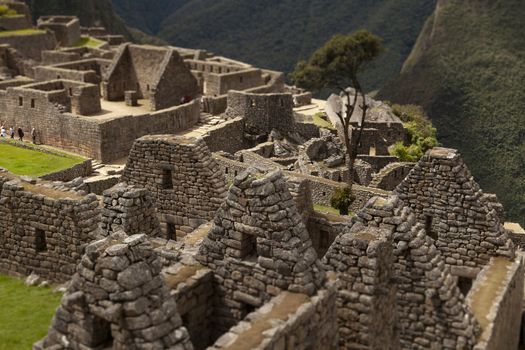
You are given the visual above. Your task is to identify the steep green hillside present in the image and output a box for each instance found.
[379,0,525,224]
[24,0,163,45]
[111,0,435,91]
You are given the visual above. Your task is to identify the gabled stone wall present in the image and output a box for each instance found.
[34,231,194,350]
[325,195,480,349]
[395,148,514,271]
[196,168,326,336]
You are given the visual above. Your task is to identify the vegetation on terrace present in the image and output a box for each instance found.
[0,28,45,36]
[0,275,61,350]
[73,36,103,48]
[0,141,85,177]
[0,4,18,17]
[388,103,439,162]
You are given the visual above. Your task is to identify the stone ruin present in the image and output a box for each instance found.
[395,147,515,272]
[121,135,228,240]
[196,168,326,334]
[27,148,525,349]
[34,231,193,350]
[294,133,374,185]
[100,183,162,238]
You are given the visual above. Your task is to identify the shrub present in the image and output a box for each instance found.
[0,5,17,17]
[330,186,355,215]
[389,104,439,161]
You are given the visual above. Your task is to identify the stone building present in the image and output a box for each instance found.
[121,135,228,240]
[103,44,200,111]
[37,16,81,47]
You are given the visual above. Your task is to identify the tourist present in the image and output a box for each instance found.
[17,127,24,142]
[31,127,36,144]
[0,125,5,137]
[9,126,14,139]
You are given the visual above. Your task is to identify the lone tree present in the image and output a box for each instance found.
[290,29,383,188]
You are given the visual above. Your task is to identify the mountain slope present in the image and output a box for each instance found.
[25,0,164,45]
[111,0,435,91]
[379,0,525,224]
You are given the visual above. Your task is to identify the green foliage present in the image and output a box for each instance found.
[380,0,525,225]
[0,275,62,350]
[389,142,423,162]
[0,5,17,17]
[289,30,384,92]
[73,36,103,48]
[111,0,435,91]
[330,186,355,215]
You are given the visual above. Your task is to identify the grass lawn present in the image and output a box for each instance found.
[0,142,85,177]
[0,29,45,37]
[311,112,335,130]
[314,204,341,215]
[0,275,62,350]
[73,36,104,48]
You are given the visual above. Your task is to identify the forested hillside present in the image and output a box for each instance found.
[24,0,164,45]
[111,0,435,91]
[379,0,525,224]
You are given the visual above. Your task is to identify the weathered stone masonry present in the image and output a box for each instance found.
[122,135,228,239]
[196,168,326,336]
[34,232,193,350]
[0,174,100,282]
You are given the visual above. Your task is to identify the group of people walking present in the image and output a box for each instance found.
[0,124,37,143]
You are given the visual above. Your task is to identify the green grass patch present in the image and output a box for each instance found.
[0,142,85,177]
[0,29,45,37]
[0,275,62,350]
[73,36,104,48]
[314,204,342,215]
[311,112,335,130]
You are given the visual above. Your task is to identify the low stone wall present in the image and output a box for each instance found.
[0,31,56,60]
[40,158,92,182]
[358,155,399,172]
[209,288,338,350]
[201,117,251,154]
[213,153,389,211]
[470,255,524,350]
[307,212,350,258]
[0,15,31,31]
[83,174,120,195]
[170,267,214,350]
[99,100,200,162]
[0,174,100,282]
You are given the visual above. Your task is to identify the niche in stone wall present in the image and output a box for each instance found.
[35,228,47,252]
[162,169,174,189]
[425,215,437,240]
[167,222,176,241]
[457,276,473,296]
[31,99,35,108]
[239,233,257,262]
[18,96,23,106]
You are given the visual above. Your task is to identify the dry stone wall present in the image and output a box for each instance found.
[324,224,398,349]
[100,183,162,238]
[196,168,326,336]
[209,288,338,350]
[395,148,515,271]
[338,195,479,349]
[34,231,194,350]
[0,174,100,282]
[121,135,228,239]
